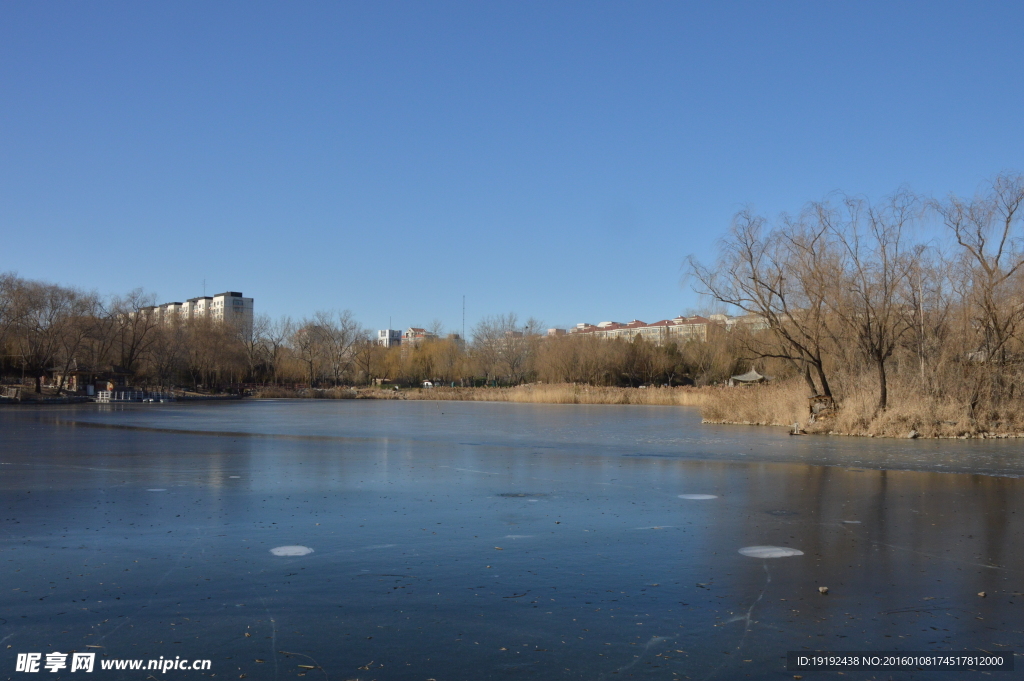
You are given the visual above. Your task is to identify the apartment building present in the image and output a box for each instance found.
[708,313,769,332]
[150,291,253,328]
[209,292,253,325]
[563,314,766,345]
[377,329,402,347]
[377,328,463,348]
[402,327,438,347]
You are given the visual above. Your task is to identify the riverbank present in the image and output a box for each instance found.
[253,381,1024,439]
[700,378,1024,439]
[254,383,712,406]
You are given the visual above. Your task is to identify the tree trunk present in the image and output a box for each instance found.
[802,364,818,395]
[814,362,833,399]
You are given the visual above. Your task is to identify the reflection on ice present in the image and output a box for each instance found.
[270,545,314,556]
[739,545,804,558]
[146,488,167,492]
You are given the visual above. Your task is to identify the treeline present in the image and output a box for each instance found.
[689,172,1024,434]
[0,281,757,393]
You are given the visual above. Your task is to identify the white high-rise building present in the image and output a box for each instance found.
[377,329,402,347]
[154,291,253,328]
[209,292,253,326]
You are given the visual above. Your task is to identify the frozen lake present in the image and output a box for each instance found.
[1,400,1022,679]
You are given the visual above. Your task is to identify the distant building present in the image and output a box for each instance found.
[209,292,253,326]
[163,302,184,320]
[547,328,566,336]
[566,315,727,344]
[402,327,438,347]
[377,329,402,347]
[709,313,768,332]
[151,291,253,328]
[378,328,460,348]
[189,296,213,319]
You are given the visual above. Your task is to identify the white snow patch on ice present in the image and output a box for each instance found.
[678,494,718,500]
[738,545,804,558]
[270,545,314,556]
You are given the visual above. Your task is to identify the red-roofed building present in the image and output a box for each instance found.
[566,315,718,343]
[402,327,438,347]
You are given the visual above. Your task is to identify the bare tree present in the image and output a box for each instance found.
[148,323,188,389]
[110,289,159,372]
[814,191,919,411]
[236,313,270,382]
[313,310,365,386]
[15,281,80,392]
[427,319,446,337]
[688,210,837,400]
[352,338,389,385]
[263,316,294,385]
[0,273,22,353]
[936,172,1024,365]
[472,314,541,385]
[291,321,323,388]
[53,291,101,393]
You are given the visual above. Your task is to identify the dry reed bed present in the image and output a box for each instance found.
[403,384,712,406]
[698,380,807,428]
[254,386,359,399]
[699,379,1024,439]
[254,381,1024,438]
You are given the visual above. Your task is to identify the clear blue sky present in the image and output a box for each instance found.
[2,2,1022,333]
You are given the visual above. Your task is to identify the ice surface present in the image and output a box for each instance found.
[3,400,1023,680]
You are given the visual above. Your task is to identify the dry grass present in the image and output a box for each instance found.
[254,380,1024,438]
[699,376,1024,438]
[253,386,359,399]
[254,383,712,405]
[403,384,712,406]
[821,382,1024,438]
[699,379,807,428]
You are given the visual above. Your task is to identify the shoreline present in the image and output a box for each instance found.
[7,383,1010,440]
[254,383,712,407]
[700,417,1024,439]
[255,383,1021,440]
